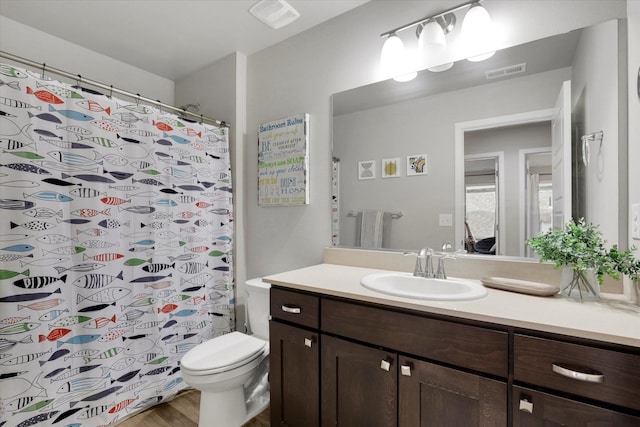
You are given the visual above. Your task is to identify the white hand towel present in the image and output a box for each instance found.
[360,210,384,248]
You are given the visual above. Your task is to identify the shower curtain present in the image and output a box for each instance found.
[0,63,234,426]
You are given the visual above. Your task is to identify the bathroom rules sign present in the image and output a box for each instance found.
[258,113,310,206]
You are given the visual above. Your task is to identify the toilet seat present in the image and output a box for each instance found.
[181,331,266,376]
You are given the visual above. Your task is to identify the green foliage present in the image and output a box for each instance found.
[527,218,640,284]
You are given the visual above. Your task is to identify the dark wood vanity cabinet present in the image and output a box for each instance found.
[513,333,640,425]
[399,356,507,426]
[512,386,640,426]
[322,335,397,427]
[269,286,639,426]
[269,289,320,426]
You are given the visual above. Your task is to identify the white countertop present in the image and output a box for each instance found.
[264,263,640,348]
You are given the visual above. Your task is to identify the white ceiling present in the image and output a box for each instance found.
[0,0,369,80]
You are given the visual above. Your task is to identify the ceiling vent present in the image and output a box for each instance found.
[249,0,300,30]
[485,63,527,80]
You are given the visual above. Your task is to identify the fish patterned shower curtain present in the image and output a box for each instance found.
[0,63,234,426]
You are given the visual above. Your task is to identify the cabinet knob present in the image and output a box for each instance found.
[304,337,314,348]
[401,364,412,376]
[281,304,301,314]
[519,398,534,414]
[551,363,604,383]
[380,359,392,371]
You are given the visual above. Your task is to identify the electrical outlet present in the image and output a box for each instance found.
[439,213,453,227]
[632,203,640,240]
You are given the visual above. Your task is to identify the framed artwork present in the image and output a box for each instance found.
[258,113,309,206]
[381,157,401,178]
[358,160,376,180]
[407,154,428,176]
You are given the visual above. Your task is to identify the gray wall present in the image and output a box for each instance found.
[244,0,628,279]
[0,16,174,104]
[572,19,621,246]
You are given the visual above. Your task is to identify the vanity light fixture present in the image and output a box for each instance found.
[379,0,494,79]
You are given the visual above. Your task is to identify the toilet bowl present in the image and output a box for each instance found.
[181,278,271,427]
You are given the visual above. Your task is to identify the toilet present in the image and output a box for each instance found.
[181,278,271,427]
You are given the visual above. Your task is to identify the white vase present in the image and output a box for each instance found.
[559,267,600,301]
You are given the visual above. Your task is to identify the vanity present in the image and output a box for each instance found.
[265,261,640,426]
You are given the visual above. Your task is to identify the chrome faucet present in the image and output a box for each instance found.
[405,247,434,277]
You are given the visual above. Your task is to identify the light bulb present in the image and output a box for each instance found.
[462,3,495,62]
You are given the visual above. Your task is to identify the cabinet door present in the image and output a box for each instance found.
[399,356,507,427]
[322,335,397,427]
[270,321,319,427]
[513,386,640,426]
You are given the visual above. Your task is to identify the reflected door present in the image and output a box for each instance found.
[551,80,572,229]
[464,155,501,255]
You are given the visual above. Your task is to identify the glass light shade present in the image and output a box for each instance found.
[380,34,405,69]
[381,33,417,82]
[418,20,446,50]
[428,62,454,72]
[393,71,417,82]
[419,20,453,72]
[461,3,495,62]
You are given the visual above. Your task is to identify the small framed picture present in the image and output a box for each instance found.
[358,160,376,180]
[381,157,401,178]
[407,154,428,176]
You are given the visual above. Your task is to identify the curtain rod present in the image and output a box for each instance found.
[0,50,229,128]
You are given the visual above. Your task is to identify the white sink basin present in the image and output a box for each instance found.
[361,273,487,301]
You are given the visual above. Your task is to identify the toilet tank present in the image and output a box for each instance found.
[245,278,271,340]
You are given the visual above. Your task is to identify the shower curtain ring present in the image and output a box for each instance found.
[109,85,113,99]
[77,74,82,90]
[41,63,46,79]
[136,94,140,106]
[200,114,204,125]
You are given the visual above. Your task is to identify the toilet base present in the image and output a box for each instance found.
[196,386,270,427]
[198,387,246,427]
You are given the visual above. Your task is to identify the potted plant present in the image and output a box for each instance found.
[527,218,640,301]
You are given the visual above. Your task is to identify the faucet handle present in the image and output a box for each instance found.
[435,253,457,279]
[441,241,454,252]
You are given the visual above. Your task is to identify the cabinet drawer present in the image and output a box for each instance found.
[270,287,319,329]
[514,334,640,411]
[322,298,508,377]
[513,385,640,426]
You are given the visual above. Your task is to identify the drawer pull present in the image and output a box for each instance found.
[552,363,604,383]
[519,398,534,413]
[281,305,301,314]
[304,337,314,348]
[380,359,391,372]
[401,364,412,376]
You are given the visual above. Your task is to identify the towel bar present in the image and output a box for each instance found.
[347,210,403,219]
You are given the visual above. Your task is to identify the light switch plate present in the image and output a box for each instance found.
[439,213,453,227]
[632,203,640,240]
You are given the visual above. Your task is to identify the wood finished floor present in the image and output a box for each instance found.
[117,389,269,427]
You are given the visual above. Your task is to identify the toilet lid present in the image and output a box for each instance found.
[181,332,266,374]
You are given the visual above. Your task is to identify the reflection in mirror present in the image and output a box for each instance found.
[332,19,626,258]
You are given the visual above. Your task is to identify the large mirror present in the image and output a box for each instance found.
[332,19,627,258]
